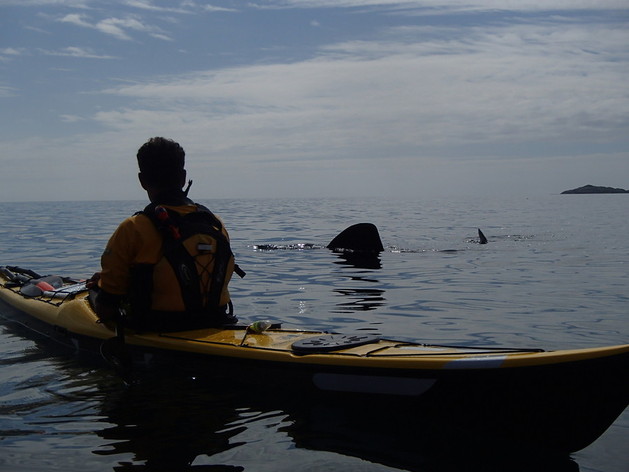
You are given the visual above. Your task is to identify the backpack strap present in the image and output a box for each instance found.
[188,205,232,311]
[165,203,245,277]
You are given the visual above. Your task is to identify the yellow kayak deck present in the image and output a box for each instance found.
[1,277,627,372]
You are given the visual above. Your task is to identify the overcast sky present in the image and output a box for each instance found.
[1,1,628,202]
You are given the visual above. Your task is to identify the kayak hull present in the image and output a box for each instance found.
[1,269,628,453]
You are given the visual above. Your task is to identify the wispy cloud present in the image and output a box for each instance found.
[59,114,85,122]
[200,4,239,13]
[58,12,172,41]
[41,46,116,59]
[0,85,17,97]
[2,0,627,201]
[5,0,629,8]
[123,0,181,12]
[256,0,629,11]
[121,0,237,14]
[94,19,628,163]
[1,0,91,6]
[58,13,91,28]
[0,48,24,61]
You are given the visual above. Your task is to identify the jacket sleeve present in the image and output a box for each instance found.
[98,217,139,297]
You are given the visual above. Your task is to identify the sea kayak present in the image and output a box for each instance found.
[1,265,628,453]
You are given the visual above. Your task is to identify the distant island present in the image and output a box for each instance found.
[561,185,628,194]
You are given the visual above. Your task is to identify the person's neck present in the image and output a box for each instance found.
[148,188,190,206]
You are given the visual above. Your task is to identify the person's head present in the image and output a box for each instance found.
[137,137,186,192]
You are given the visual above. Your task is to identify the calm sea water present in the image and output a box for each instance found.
[0,195,627,471]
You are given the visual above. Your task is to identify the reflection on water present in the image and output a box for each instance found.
[94,376,247,471]
[332,287,386,313]
[93,369,580,472]
[333,251,382,270]
[332,251,386,313]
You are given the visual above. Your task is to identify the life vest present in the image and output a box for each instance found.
[128,202,245,330]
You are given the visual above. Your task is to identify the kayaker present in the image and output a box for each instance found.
[87,137,241,332]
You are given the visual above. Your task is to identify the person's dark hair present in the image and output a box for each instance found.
[137,137,185,188]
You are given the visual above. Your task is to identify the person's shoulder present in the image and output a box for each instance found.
[114,211,155,235]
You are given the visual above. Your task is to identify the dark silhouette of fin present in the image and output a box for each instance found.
[327,223,384,253]
[478,229,488,244]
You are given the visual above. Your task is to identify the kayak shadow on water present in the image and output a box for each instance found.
[89,368,580,472]
[93,375,247,471]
